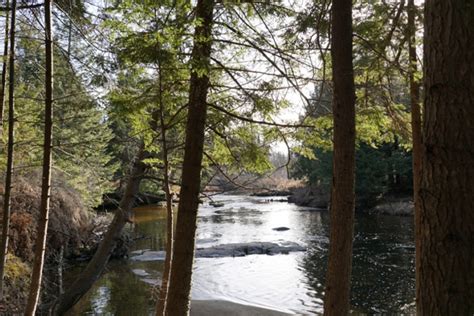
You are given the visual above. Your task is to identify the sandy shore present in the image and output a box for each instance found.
[190,300,293,316]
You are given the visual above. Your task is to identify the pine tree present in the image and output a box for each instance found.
[418,0,474,313]
[165,0,215,314]
[0,0,16,299]
[25,0,54,313]
[323,0,356,314]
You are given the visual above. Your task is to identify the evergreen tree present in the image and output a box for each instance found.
[323,0,356,314]
[25,0,54,312]
[0,0,16,300]
[419,0,474,313]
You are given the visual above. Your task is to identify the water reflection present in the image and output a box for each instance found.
[69,261,159,315]
[351,215,415,313]
[69,195,415,315]
[299,213,415,314]
[131,206,168,251]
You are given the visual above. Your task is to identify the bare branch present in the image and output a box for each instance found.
[208,102,313,129]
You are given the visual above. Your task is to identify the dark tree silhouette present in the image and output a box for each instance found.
[323,0,356,314]
[418,0,474,314]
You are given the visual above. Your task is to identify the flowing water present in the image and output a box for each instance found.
[68,195,415,315]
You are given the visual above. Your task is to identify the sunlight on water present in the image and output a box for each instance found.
[68,195,415,315]
[193,254,321,314]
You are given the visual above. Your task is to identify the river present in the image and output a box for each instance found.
[68,195,415,315]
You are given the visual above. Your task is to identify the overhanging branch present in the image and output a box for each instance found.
[208,102,313,129]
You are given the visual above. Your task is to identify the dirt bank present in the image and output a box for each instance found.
[287,185,413,215]
[287,185,329,209]
[0,174,96,313]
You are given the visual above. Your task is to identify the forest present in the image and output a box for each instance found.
[0,0,472,315]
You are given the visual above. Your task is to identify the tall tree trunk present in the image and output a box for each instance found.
[52,147,147,315]
[164,0,214,314]
[0,0,9,133]
[0,0,16,300]
[407,0,422,311]
[155,61,174,316]
[323,0,356,314]
[419,0,474,314]
[25,1,54,314]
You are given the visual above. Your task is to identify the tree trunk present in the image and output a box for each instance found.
[155,61,174,316]
[52,147,147,315]
[0,0,9,133]
[0,0,16,300]
[407,0,423,311]
[58,246,64,295]
[323,0,356,314]
[24,1,54,314]
[164,0,214,314]
[419,0,474,314]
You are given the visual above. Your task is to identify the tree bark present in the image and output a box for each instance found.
[0,0,9,132]
[0,0,16,300]
[24,1,54,314]
[407,0,423,311]
[419,0,474,314]
[52,147,147,315]
[155,61,174,316]
[164,0,214,314]
[323,0,356,315]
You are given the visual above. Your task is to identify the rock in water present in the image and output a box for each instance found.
[272,227,290,231]
[130,250,166,262]
[131,269,150,277]
[130,242,306,261]
[196,241,306,258]
[210,201,225,207]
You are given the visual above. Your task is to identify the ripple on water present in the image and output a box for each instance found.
[68,195,415,315]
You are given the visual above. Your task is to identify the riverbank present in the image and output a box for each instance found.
[287,185,414,216]
[190,300,293,315]
[287,185,329,209]
[0,174,102,313]
[96,191,167,211]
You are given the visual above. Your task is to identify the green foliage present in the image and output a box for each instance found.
[1,0,421,211]
[53,100,117,207]
[206,123,272,175]
[293,142,413,208]
[289,0,419,168]
[0,23,117,208]
[102,0,296,186]
[102,0,193,192]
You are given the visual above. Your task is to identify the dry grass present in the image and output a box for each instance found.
[1,173,93,262]
[0,254,31,314]
[252,177,305,192]
[0,172,96,313]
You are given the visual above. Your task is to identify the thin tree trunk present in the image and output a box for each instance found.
[0,0,9,132]
[52,147,147,315]
[164,0,215,314]
[323,0,356,314]
[58,245,64,295]
[419,0,474,314]
[67,18,72,60]
[155,61,174,316]
[407,0,422,312]
[0,0,16,300]
[24,1,54,314]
